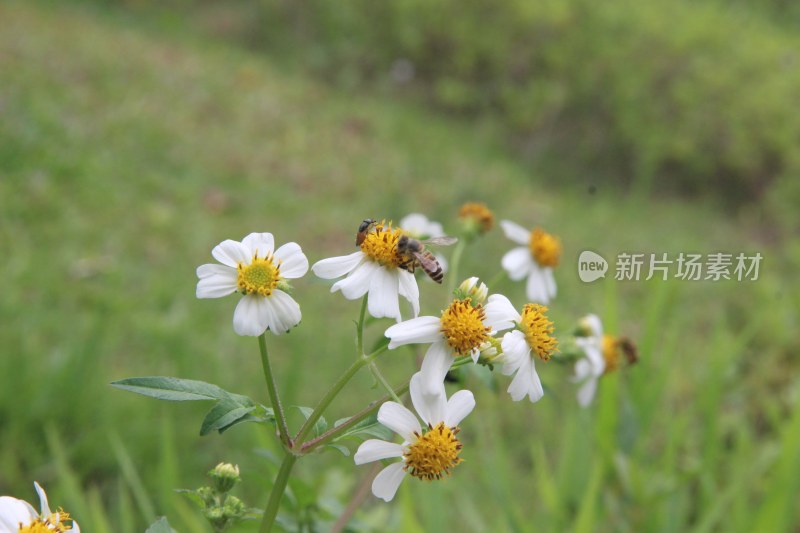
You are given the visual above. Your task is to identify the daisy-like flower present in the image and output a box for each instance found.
[458,202,494,235]
[573,316,639,407]
[385,278,496,394]
[484,294,558,402]
[196,232,309,336]
[573,314,606,407]
[0,482,80,532]
[311,221,419,322]
[499,220,561,304]
[353,372,475,502]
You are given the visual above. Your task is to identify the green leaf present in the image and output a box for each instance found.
[200,396,257,436]
[111,377,235,401]
[296,406,328,437]
[333,414,393,442]
[323,443,351,457]
[145,517,176,533]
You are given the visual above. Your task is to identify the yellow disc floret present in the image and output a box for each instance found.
[529,228,562,268]
[403,422,464,481]
[519,304,558,361]
[440,299,491,356]
[359,221,404,268]
[602,335,620,373]
[19,510,75,532]
[237,254,281,296]
[458,202,494,233]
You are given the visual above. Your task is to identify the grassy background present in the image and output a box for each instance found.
[1,1,799,531]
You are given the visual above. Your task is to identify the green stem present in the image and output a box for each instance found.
[368,361,402,404]
[293,296,371,448]
[258,453,298,533]
[446,239,467,295]
[258,334,292,447]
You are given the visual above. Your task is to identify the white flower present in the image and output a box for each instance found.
[573,314,606,407]
[196,232,308,336]
[500,220,561,304]
[311,222,419,322]
[385,288,495,395]
[354,373,475,502]
[484,294,558,402]
[399,213,445,239]
[0,482,80,532]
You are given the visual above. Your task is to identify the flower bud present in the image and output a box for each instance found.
[455,277,488,305]
[209,463,240,494]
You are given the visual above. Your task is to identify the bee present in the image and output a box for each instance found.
[355,219,377,246]
[397,234,458,283]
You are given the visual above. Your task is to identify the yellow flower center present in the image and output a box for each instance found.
[359,222,404,268]
[519,304,558,361]
[440,300,491,356]
[458,202,494,233]
[528,228,562,267]
[237,254,281,296]
[602,335,620,373]
[403,422,464,481]
[19,510,75,532]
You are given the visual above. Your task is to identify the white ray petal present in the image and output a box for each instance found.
[232,294,266,336]
[543,266,557,300]
[212,239,250,268]
[500,330,529,375]
[410,371,446,425]
[385,316,442,349]
[0,496,37,530]
[502,247,533,281]
[332,261,375,300]
[526,265,550,304]
[241,232,275,257]
[371,462,407,502]
[419,341,455,399]
[368,267,400,321]
[354,439,404,465]
[444,390,476,427]
[274,242,309,279]
[195,264,238,298]
[500,220,531,245]
[263,290,302,334]
[311,252,364,279]
[397,269,420,317]
[377,402,421,442]
[577,378,598,407]
[484,294,520,331]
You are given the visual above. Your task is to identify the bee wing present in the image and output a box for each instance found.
[423,236,458,246]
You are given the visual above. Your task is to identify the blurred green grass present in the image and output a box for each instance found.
[1,1,799,531]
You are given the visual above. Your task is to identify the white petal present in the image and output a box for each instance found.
[573,358,594,382]
[397,269,420,318]
[507,356,544,403]
[311,252,364,279]
[196,264,238,298]
[377,402,421,442]
[500,220,531,245]
[577,377,598,407]
[484,294,520,331]
[525,265,550,304]
[500,330,530,375]
[232,294,267,336]
[399,213,443,237]
[385,316,442,349]
[262,290,302,334]
[502,247,533,281]
[34,482,51,517]
[212,239,250,268]
[419,341,455,398]
[0,496,37,529]
[354,439,404,465]
[273,242,309,279]
[581,314,603,339]
[371,462,407,502]
[444,390,476,427]
[72,522,81,533]
[410,371,446,425]
[332,260,376,300]
[368,267,400,321]
[543,267,557,300]
[524,360,545,403]
[241,232,275,257]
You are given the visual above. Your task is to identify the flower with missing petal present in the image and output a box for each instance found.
[311,221,419,322]
[354,373,475,502]
[484,294,558,402]
[0,482,80,532]
[573,314,606,407]
[499,220,561,304]
[196,232,308,336]
[385,279,496,394]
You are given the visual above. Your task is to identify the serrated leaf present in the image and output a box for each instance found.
[145,517,175,533]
